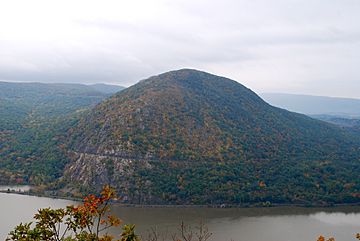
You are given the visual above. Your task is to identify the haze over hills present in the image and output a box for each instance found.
[261,93,360,117]
[64,69,360,205]
[261,93,360,133]
[89,83,125,94]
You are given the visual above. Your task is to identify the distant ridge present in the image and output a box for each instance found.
[261,93,360,117]
[0,81,125,95]
[89,83,125,94]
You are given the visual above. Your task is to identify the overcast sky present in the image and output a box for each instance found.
[0,0,360,98]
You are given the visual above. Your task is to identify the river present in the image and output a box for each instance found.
[1,192,359,241]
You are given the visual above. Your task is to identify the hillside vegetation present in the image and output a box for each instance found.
[64,69,360,205]
[0,82,122,184]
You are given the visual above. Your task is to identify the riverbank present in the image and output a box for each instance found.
[1,189,360,209]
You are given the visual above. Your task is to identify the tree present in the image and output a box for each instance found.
[317,236,335,241]
[317,234,360,241]
[6,185,140,241]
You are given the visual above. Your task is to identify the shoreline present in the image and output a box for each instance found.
[1,190,360,209]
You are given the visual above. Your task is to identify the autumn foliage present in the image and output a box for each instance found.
[317,236,335,241]
[317,234,360,241]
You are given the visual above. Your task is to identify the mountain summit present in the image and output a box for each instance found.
[65,69,360,205]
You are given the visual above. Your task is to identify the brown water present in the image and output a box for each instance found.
[1,192,359,241]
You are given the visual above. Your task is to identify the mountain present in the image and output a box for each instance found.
[64,69,360,205]
[261,93,360,117]
[0,82,123,184]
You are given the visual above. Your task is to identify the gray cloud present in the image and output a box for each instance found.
[0,0,359,98]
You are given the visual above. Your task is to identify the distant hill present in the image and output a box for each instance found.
[0,81,120,184]
[0,82,124,129]
[261,93,360,117]
[89,83,125,94]
[64,69,360,205]
[0,82,105,127]
[311,115,360,135]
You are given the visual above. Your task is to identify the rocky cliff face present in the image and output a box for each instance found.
[65,151,155,203]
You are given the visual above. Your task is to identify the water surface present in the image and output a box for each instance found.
[0,185,32,192]
[1,193,359,241]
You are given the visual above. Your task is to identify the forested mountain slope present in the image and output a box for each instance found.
[0,82,122,184]
[64,69,360,205]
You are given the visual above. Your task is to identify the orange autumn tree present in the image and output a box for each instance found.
[6,185,140,241]
[317,234,360,241]
[317,236,335,241]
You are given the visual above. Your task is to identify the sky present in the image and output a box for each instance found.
[0,0,360,98]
